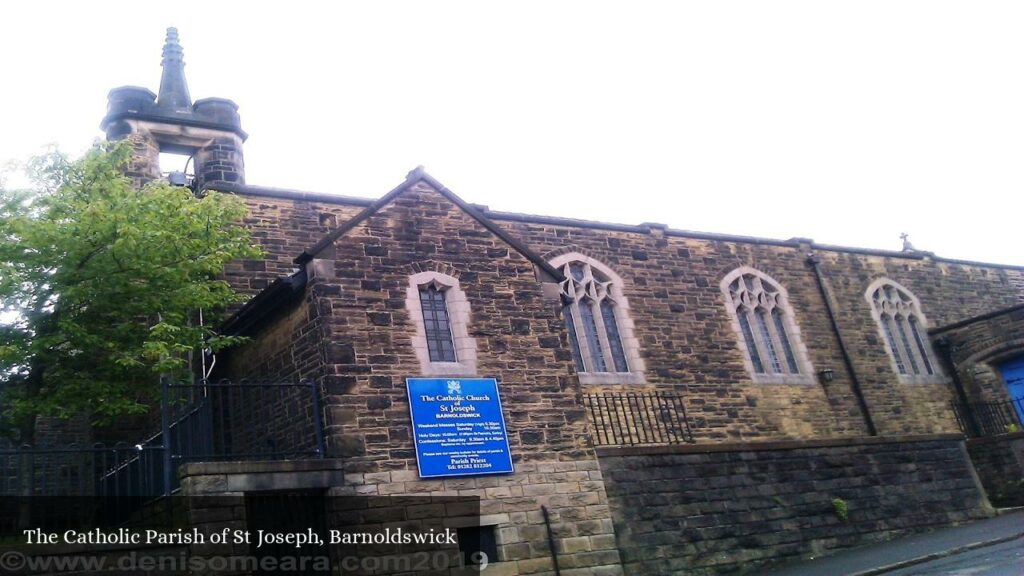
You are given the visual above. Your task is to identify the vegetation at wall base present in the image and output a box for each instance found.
[831,497,849,522]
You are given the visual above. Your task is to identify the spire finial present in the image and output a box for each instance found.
[157,27,192,111]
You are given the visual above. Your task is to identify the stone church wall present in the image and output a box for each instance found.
[219,295,327,384]
[263,181,626,574]
[208,180,1022,574]
[222,182,1024,444]
[492,215,1024,438]
[213,293,328,457]
[220,188,366,299]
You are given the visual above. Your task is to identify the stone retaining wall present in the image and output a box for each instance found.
[598,434,993,575]
[966,432,1024,507]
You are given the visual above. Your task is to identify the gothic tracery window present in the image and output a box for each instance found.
[867,280,941,381]
[722,267,813,383]
[551,254,644,383]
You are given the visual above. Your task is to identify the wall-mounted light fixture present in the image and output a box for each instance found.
[819,368,835,383]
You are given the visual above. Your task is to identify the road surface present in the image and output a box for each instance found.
[885,538,1024,576]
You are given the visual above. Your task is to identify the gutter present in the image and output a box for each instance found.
[219,268,308,336]
[807,253,878,436]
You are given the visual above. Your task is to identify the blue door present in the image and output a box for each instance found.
[999,356,1024,425]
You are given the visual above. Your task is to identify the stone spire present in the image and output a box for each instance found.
[101,28,246,190]
[157,27,191,111]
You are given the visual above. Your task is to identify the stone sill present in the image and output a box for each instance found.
[179,458,345,478]
[594,433,965,457]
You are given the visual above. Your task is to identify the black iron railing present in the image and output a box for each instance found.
[0,444,165,497]
[160,379,326,492]
[0,378,325,529]
[952,396,1024,437]
[0,443,167,531]
[584,392,695,446]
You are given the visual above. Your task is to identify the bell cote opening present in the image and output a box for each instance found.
[100,27,246,192]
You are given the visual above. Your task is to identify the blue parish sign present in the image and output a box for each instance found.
[406,378,514,478]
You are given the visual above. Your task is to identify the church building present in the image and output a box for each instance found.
[86,28,1024,574]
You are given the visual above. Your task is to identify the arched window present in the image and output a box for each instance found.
[721,267,814,384]
[405,271,476,376]
[866,279,943,383]
[550,253,644,384]
[418,283,457,362]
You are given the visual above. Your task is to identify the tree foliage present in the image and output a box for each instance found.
[0,141,260,439]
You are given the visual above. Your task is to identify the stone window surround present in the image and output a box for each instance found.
[720,266,816,385]
[405,271,477,377]
[865,278,947,385]
[549,252,646,385]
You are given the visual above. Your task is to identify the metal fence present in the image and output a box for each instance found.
[584,392,695,446]
[952,396,1024,437]
[0,378,325,529]
[161,379,325,492]
[0,443,166,531]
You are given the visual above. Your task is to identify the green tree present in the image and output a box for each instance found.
[0,141,261,443]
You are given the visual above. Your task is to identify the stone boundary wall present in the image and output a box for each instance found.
[966,432,1024,507]
[598,434,993,576]
[178,458,624,575]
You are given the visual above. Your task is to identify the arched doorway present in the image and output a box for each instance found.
[997,356,1024,424]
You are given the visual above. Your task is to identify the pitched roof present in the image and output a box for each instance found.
[293,166,565,282]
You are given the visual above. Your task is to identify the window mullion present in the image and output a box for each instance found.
[593,298,617,372]
[896,315,921,375]
[736,306,764,373]
[570,300,594,373]
[762,305,790,374]
[883,314,910,374]
[600,299,630,373]
[562,303,585,371]
[908,316,935,375]
[578,298,607,372]
[745,307,774,373]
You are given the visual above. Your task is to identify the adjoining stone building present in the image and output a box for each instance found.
[87,29,1024,574]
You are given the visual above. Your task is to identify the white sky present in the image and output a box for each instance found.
[2,1,1022,265]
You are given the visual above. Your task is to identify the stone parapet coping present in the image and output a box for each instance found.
[179,458,345,478]
[965,431,1024,446]
[595,433,965,457]
[219,182,1024,270]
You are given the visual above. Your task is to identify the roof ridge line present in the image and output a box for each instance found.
[293,168,565,282]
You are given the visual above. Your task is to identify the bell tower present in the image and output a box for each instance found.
[100,27,246,191]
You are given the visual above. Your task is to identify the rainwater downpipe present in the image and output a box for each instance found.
[542,506,561,576]
[806,253,878,436]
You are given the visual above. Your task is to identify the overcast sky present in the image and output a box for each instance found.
[2,1,1022,265]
